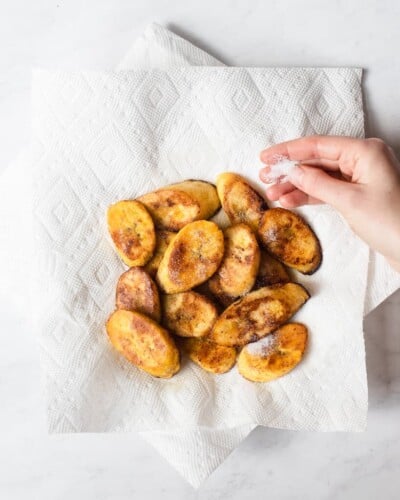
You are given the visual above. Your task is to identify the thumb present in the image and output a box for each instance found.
[288,165,358,211]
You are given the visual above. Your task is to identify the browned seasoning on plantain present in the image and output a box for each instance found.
[162,291,218,337]
[258,208,322,274]
[107,200,156,267]
[209,283,309,347]
[238,323,308,382]
[216,172,268,231]
[180,337,237,374]
[116,267,161,322]
[106,310,180,378]
[254,250,291,288]
[157,220,224,293]
[208,223,260,304]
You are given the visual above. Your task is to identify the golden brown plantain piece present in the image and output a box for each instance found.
[137,189,200,231]
[106,310,180,378]
[162,291,218,337]
[116,267,161,322]
[166,180,221,220]
[208,223,260,303]
[209,283,309,347]
[238,323,308,382]
[180,337,237,374]
[254,250,291,289]
[107,200,156,267]
[216,172,268,231]
[144,230,177,278]
[157,220,224,294]
[258,208,322,274]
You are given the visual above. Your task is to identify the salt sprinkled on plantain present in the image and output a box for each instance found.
[245,334,277,357]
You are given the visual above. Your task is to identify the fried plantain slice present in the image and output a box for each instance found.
[157,220,224,294]
[116,267,161,322]
[180,337,237,374]
[254,250,291,289]
[107,200,156,267]
[162,291,218,337]
[166,180,221,220]
[106,310,180,378]
[208,223,260,302]
[209,283,309,347]
[216,172,268,231]
[258,208,322,274]
[238,323,308,382]
[137,189,200,231]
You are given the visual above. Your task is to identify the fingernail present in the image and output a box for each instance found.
[288,165,304,185]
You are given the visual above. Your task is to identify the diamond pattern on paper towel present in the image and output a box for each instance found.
[31,67,367,435]
[35,175,86,247]
[51,316,81,346]
[214,69,265,134]
[162,120,222,180]
[55,73,93,128]
[300,71,346,132]
[78,247,121,310]
[83,123,137,191]
[133,72,179,129]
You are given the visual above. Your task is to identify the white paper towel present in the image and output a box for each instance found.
[31,59,368,433]
[1,24,399,488]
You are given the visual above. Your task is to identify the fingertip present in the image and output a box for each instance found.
[260,147,286,164]
[259,166,272,183]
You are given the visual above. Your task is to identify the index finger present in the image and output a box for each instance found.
[260,135,364,164]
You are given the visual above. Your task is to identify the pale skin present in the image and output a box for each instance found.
[259,136,400,273]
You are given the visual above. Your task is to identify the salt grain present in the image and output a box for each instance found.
[246,333,277,357]
[264,154,299,184]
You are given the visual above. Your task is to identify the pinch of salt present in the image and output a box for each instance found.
[246,333,277,357]
[264,157,299,184]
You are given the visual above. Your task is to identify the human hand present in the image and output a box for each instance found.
[259,136,400,272]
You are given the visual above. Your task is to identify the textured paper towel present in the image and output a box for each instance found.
[31,63,368,438]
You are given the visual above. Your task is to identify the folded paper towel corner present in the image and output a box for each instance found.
[0,23,399,488]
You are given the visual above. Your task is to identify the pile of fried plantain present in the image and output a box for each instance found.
[105,174,321,382]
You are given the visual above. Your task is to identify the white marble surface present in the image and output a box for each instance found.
[0,1,399,499]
